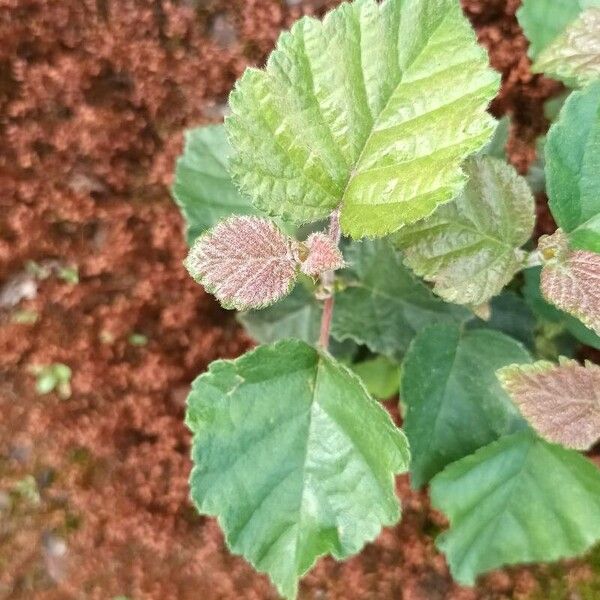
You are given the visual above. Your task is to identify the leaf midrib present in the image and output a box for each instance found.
[448,435,535,575]
[338,7,453,205]
[292,356,389,582]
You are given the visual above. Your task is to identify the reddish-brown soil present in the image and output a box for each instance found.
[0,1,596,599]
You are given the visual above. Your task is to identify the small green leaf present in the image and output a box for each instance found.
[544,92,570,122]
[517,0,600,59]
[57,265,79,285]
[533,8,600,87]
[186,340,409,599]
[525,135,546,194]
[128,333,148,347]
[238,283,321,345]
[431,430,600,585]
[401,324,531,488]
[480,116,509,160]
[33,363,72,398]
[350,355,400,400]
[13,475,41,505]
[12,309,38,325]
[524,266,600,349]
[226,0,499,238]
[331,240,469,359]
[468,291,537,350]
[53,364,72,382]
[35,373,57,395]
[395,156,535,305]
[172,125,258,245]
[545,81,600,252]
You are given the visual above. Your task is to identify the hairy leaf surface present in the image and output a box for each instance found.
[401,324,530,487]
[300,233,345,277]
[524,266,600,349]
[539,231,600,336]
[173,125,257,244]
[331,240,469,358]
[545,81,600,252]
[185,217,299,310]
[226,0,499,238]
[186,340,409,599]
[498,358,600,450]
[395,156,535,305]
[517,0,600,59]
[431,431,600,584]
[533,8,600,87]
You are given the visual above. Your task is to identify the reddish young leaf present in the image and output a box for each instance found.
[539,230,600,336]
[300,233,345,278]
[498,358,600,450]
[185,216,300,310]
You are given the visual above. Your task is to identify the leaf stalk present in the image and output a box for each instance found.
[318,209,341,349]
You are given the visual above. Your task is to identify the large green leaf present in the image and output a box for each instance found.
[517,0,600,59]
[431,430,600,585]
[331,240,469,359]
[395,156,535,305]
[173,125,258,245]
[533,8,600,88]
[545,81,600,253]
[186,340,409,599]
[401,324,530,488]
[226,0,499,238]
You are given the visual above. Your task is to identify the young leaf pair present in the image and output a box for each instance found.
[185,217,343,311]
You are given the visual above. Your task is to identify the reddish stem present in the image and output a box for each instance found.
[318,210,341,350]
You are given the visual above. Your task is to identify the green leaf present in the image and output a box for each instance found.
[533,8,600,88]
[480,116,509,160]
[36,372,57,395]
[468,290,537,350]
[401,324,531,488]
[172,125,258,245]
[350,355,400,400]
[545,81,600,252]
[238,283,358,360]
[395,156,535,305]
[517,0,600,59]
[238,284,321,345]
[524,266,600,349]
[226,0,499,238]
[186,340,409,599]
[525,135,546,194]
[331,240,469,359]
[431,430,600,585]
